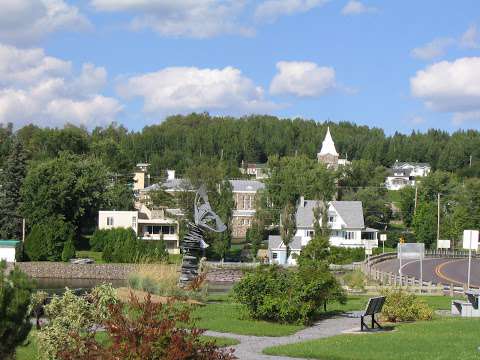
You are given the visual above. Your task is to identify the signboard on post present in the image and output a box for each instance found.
[437,240,451,249]
[380,234,387,242]
[463,230,479,250]
[397,243,425,260]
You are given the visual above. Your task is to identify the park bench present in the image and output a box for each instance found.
[360,296,386,331]
[451,290,480,317]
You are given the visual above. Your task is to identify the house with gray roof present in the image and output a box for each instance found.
[385,160,431,191]
[269,196,378,265]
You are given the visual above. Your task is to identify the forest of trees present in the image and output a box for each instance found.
[1,113,480,255]
[1,113,480,179]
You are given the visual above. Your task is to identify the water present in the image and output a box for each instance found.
[34,278,233,295]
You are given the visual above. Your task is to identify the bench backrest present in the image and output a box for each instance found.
[363,296,386,316]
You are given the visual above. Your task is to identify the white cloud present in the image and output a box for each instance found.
[0,44,122,128]
[410,57,480,122]
[118,66,276,115]
[0,0,90,45]
[90,0,251,38]
[411,37,455,60]
[270,61,336,97]
[254,0,328,22]
[410,115,425,125]
[460,24,479,49]
[341,0,377,15]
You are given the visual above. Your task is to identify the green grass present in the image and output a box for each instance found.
[264,318,480,360]
[201,335,240,347]
[193,302,304,336]
[387,190,402,204]
[193,295,454,337]
[75,250,105,263]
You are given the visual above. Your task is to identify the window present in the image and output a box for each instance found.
[344,231,355,240]
[272,252,278,259]
[249,195,253,209]
[243,196,248,209]
[107,217,114,226]
[328,215,336,223]
[307,230,315,237]
[132,216,137,228]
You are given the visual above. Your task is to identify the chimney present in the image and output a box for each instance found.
[299,196,305,207]
[167,170,175,180]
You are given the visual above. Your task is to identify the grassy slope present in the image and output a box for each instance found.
[264,318,480,360]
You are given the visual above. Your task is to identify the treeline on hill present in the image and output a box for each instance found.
[1,113,480,177]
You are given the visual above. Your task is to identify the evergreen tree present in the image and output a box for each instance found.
[0,138,27,239]
[280,202,296,264]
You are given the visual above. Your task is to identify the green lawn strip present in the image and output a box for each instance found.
[201,335,240,347]
[75,250,105,263]
[193,302,304,336]
[263,317,480,360]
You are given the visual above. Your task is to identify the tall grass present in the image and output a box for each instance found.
[127,264,207,302]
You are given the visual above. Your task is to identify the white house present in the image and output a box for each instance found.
[240,162,268,179]
[385,161,431,191]
[0,240,20,262]
[268,198,378,264]
[99,205,180,254]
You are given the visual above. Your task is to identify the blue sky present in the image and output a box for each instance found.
[1,0,480,134]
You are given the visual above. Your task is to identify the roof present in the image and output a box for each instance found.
[229,180,265,192]
[268,235,302,251]
[295,200,324,228]
[318,127,339,156]
[393,161,430,169]
[0,240,20,248]
[331,201,365,228]
[388,168,412,176]
[144,178,194,192]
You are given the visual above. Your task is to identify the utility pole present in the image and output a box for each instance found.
[470,155,472,168]
[437,193,441,242]
[22,218,25,242]
[414,186,418,215]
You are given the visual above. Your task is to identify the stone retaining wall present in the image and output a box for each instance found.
[7,262,244,283]
[13,262,137,280]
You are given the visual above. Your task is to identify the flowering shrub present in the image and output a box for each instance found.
[381,288,433,322]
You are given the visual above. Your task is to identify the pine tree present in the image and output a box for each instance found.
[0,138,27,239]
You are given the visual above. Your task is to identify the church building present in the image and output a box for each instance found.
[317,127,350,169]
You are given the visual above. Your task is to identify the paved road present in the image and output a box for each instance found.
[205,314,358,360]
[375,257,480,287]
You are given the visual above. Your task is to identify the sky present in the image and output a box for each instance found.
[0,0,480,134]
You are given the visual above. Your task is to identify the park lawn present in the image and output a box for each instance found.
[193,295,454,337]
[16,330,238,359]
[193,301,305,336]
[263,317,480,360]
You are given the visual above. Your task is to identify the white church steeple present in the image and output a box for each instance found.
[319,127,338,156]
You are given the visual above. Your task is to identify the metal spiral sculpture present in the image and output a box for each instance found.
[180,186,226,285]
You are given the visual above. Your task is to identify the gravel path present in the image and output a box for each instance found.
[205,313,359,360]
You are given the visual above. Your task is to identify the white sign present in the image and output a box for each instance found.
[365,248,373,255]
[380,234,387,242]
[364,239,376,250]
[398,243,425,260]
[463,230,479,250]
[437,240,451,249]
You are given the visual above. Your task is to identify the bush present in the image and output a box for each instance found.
[234,263,345,324]
[0,261,33,358]
[37,284,118,360]
[25,218,75,261]
[56,293,235,360]
[381,288,434,322]
[62,240,76,262]
[342,270,366,291]
[101,228,168,263]
[328,246,365,264]
[89,229,109,251]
